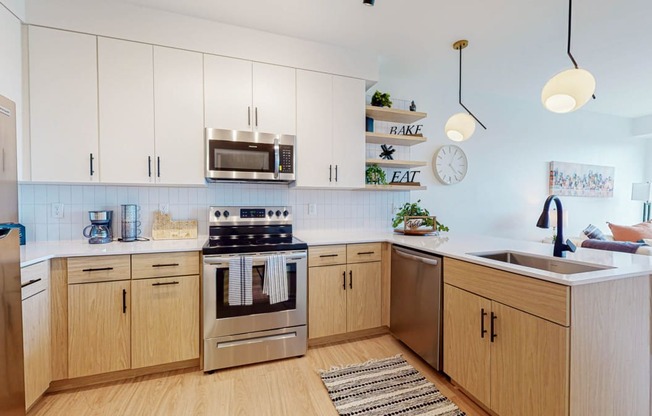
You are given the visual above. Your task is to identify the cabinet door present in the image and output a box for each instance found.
[22,290,50,409]
[131,275,199,368]
[98,37,155,184]
[253,63,296,135]
[28,27,99,183]
[332,76,365,188]
[443,284,491,406]
[308,265,347,338]
[153,46,204,185]
[490,302,569,416]
[346,262,381,332]
[204,54,252,131]
[68,280,130,378]
[295,70,333,188]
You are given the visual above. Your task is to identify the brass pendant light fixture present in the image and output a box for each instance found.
[541,0,596,113]
[445,40,486,142]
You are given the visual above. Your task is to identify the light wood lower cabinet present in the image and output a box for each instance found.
[308,244,382,339]
[68,280,131,378]
[21,261,51,410]
[444,284,569,416]
[131,275,199,368]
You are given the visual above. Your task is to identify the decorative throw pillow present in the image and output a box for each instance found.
[582,224,607,240]
[607,221,652,242]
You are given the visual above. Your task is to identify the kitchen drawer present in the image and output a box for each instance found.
[21,260,49,300]
[309,245,347,267]
[67,255,131,284]
[132,252,199,279]
[346,243,382,263]
[444,258,570,326]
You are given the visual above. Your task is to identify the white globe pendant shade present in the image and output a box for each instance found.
[445,112,476,142]
[541,68,596,113]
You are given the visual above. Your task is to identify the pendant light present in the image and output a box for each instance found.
[542,0,596,113]
[445,40,486,142]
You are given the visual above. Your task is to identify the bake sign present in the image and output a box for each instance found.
[389,125,423,135]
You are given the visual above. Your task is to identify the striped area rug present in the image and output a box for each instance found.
[319,355,465,416]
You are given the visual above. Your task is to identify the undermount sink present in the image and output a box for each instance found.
[469,251,615,275]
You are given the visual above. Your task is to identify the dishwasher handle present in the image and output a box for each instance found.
[393,248,439,266]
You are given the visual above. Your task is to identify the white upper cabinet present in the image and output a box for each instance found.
[98,38,155,184]
[28,27,99,183]
[295,70,333,188]
[332,76,365,188]
[153,46,204,185]
[295,70,365,188]
[204,55,252,132]
[204,56,296,135]
[252,63,296,135]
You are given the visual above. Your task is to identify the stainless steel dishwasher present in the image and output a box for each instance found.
[390,245,443,370]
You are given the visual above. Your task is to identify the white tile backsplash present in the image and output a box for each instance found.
[18,183,408,242]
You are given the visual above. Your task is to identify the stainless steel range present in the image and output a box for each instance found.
[202,206,308,372]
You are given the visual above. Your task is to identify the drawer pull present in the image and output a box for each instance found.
[122,289,127,314]
[82,267,114,272]
[480,308,488,338]
[151,263,180,268]
[319,254,338,258]
[349,270,353,289]
[21,278,42,288]
[152,281,180,287]
[357,251,375,255]
[342,271,346,290]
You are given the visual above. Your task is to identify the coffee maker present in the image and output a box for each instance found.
[83,210,113,244]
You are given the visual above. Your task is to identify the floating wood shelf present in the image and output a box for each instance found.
[366,159,427,169]
[365,106,427,124]
[365,132,427,146]
[363,184,427,191]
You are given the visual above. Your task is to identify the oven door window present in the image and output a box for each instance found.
[215,263,297,318]
[209,140,274,173]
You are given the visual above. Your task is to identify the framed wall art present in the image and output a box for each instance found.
[549,161,614,198]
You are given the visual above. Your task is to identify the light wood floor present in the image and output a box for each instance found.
[28,334,489,416]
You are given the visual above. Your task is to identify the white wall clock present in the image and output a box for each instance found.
[433,145,468,185]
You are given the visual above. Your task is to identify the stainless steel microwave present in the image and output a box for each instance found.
[205,128,296,183]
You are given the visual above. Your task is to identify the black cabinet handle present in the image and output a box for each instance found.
[151,263,180,268]
[481,308,488,338]
[152,281,179,287]
[148,156,152,177]
[335,165,338,182]
[349,270,353,289]
[82,267,114,272]
[329,165,332,182]
[490,312,497,342]
[357,251,375,255]
[319,254,338,258]
[89,153,95,176]
[21,278,42,288]
[342,271,346,290]
[248,106,251,126]
[122,289,127,314]
[255,107,258,126]
[157,156,161,178]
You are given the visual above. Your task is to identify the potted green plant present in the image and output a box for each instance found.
[365,164,387,185]
[392,200,449,232]
[371,90,392,108]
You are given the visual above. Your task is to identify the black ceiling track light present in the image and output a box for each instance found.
[363,0,375,6]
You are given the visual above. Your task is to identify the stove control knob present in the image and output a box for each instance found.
[275,210,282,217]
[223,210,230,218]
[268,210,274,217]
[283,210,289,217]
[214,210,221,218]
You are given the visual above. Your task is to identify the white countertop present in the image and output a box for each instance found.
[296,230,652,286]
[21,230,652,286]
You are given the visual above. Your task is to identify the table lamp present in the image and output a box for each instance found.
[631,182,652,222]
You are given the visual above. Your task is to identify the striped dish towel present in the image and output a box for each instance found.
[263,255,288,304]
[228,256,253,306]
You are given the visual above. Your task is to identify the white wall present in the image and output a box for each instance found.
[373,74,646,242]
[1,0,24,20]
[18,183,408,242]
[25,0,378,84]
